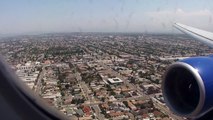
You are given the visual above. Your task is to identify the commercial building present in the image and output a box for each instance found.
[107,77,123,84]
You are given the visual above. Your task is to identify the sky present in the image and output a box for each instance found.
[1,0,213,34]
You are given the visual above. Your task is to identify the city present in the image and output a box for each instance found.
[0,33,212,120]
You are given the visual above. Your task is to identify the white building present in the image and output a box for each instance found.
[107,77,123,84]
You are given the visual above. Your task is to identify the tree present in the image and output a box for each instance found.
[94,91,97,96]
[123,101,128,106]
[101,97,105,102]
[65,84,70,89]
[138,71,144,78]
[106,84,112,91]
[61,91,65,96]
[110,91,116,96]
[140,104,146,109]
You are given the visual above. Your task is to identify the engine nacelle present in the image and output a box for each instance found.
[162,56,213,118]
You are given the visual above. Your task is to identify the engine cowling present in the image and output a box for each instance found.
[162,56,213,118]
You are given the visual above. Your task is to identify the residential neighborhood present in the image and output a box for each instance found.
[0,33,212,120]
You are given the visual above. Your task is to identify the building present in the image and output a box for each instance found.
[107,77,123,84]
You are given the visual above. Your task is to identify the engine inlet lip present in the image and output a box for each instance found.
[162,62,205,118]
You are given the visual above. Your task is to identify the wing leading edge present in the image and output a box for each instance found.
[174,23,213,47]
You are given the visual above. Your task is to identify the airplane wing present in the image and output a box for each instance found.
[174,23,213,47]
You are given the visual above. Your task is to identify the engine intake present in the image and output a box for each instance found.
[162,56,213,118]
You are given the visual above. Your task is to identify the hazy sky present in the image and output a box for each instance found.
[1,0,213,34]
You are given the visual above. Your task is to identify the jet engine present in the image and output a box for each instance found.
[162,56,213,118]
